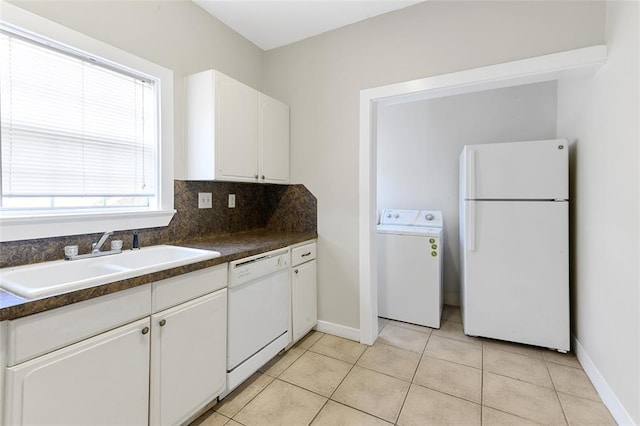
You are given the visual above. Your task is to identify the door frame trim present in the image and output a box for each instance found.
[358,45,607,345]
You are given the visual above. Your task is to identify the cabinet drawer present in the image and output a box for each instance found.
[7,284,151,366]
[152,264,227,313]
[291,242,316,266]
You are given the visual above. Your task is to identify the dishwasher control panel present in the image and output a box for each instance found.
[229,248,290,287]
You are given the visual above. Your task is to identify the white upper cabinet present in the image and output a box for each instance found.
[259,94,290,184]
[186,70,289,183]
[215,72,260,181]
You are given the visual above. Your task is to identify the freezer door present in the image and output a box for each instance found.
[461,200,569,351]
[461,139,568,200]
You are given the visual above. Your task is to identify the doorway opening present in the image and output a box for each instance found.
[358,45,606,345]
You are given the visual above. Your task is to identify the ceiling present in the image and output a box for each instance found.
[193,1,426,51]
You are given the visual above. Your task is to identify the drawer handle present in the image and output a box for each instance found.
[294,269,299,274]
[159,319,167,327]
[301,252,312,257]
[141,327,149,335]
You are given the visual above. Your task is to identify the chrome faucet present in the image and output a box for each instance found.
[65,231,122,261]
[92,231,113,253]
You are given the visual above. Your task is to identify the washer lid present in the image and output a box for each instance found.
[379,209,443,228]
[377,224,442,237]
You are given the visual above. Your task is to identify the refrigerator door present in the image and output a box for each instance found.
[461,200,569,351]
[461,139,568,200]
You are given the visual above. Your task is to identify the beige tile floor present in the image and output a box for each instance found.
[191,306,616,426]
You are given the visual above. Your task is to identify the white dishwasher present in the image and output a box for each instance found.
[225,248,291,394]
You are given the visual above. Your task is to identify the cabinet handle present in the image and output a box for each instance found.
[254,174,259,180]
[294,269,299,274]
[159,319,167,327]
[301,252,312,257]
[141,327,149,335]
[261,175,265,180]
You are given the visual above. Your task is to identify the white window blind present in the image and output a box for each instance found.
[0,28,158,211]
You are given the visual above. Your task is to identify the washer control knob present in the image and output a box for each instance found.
[386,213,392,218]
[425,214,434,221]
[394,214,399,218]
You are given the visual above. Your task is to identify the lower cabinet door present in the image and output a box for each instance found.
[292,260,318,342]
[4,318,151,426]
[150,289,227,426]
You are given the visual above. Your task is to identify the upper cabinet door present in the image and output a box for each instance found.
[186,70,290,184]
[259,94,290,184]
[216,73,260,182]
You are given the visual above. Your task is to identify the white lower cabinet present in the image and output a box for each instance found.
[150,289,227,426]
[2,264,229,426]
[5,317,151,425]
[292,260,317,342]
[291,241,318,343]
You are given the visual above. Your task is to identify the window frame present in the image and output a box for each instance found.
[0,2,175,242]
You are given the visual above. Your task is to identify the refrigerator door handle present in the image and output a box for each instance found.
[467,149,476,199]
[467,202,476,252]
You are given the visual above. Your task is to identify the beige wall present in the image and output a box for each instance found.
[557,2,639,423]
[6,0,265,179]
[264,1,606,329]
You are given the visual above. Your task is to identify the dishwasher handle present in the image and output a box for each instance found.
[229,250,290,288]
[232,249,289,268]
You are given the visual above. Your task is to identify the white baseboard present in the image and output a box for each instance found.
[572,335,636,425]
[316,320,361,342]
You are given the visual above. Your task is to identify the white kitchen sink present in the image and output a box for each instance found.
[0,245,221,299]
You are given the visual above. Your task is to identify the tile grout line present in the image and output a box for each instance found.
[422,337,484,370]
[317,335,396,425]
[482,406,548,426]
[393,329,433,425]
[483,339,546,360]
[221,336,314,423]
[305,397,329,425]
[480,338,485,425]
[543,350,571,426]
[234,332,327,426]
[482,369,558,392]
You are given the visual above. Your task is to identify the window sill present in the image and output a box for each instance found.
[0,209,176,242]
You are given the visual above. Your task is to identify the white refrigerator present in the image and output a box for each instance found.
[459,139,569,352]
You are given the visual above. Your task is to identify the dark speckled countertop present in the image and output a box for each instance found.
[0,230,317,321]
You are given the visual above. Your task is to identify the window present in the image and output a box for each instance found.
[1,28,158,212]
[0,4,174,242]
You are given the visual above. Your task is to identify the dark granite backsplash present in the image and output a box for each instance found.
[0,180,317,268]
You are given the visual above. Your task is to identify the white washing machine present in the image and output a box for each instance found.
[377,209,444,329]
